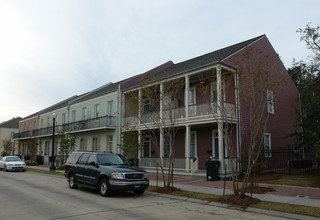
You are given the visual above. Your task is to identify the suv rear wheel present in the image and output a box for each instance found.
[69,174,78,189]
[99,178,111,197]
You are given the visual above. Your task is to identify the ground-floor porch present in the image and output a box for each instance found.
[131,122,239,176]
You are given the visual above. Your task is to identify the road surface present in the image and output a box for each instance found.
[0,170,288,220]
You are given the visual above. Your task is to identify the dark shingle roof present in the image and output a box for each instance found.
[0,117,22,129]
[70,81,125,105]
[157,35,264,78]
[121,35,264,91]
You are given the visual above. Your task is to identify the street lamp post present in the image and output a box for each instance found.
[50,113,57,172]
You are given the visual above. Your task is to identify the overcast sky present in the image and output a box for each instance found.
[0,0,319,122]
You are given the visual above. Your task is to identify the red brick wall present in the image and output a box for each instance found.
[223,36,301,151]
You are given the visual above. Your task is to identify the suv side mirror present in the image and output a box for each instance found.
[89,161,98,167]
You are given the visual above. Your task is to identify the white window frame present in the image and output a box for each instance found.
[190,131,197,158]
[267,90,274,114]
[142,136,151,157]
[95,104,100,119]
[264,133,272,158]
[82,107,87,120]
[93,137,98,152]
[143,98,151,113]
[107,135,113,152]
[189,87,196,116]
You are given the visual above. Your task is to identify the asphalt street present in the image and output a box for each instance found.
[0,170,291,220]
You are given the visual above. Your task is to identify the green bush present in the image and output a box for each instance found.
[25,160,39,166]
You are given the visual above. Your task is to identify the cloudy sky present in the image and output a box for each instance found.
[0,0,319,122]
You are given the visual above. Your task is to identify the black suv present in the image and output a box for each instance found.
[64,152,149,196]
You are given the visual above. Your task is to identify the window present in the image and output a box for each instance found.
[78,153,90,164]
[80,138,86,151]
[189,87,196,115]
[107,135,113,152]
[107,101,114,115]
[88,154,97,165]
[92,137,99,152]
[190,132,197,158]
[82,107,87,120]
[40,119,44,129]
[143,136,151,157]
[163,95,171,107]
[95,104,100,119]
[38,141,42,155]
[264,133,272,158]
[47,117,50,127]
[107,101,114,125]
[62,113,66,125]
[267,90,274,114]
[44,141,50,156]
[20,125,23,132]
[29,122,32,131]
[24,124,26,132]
[143,99,151,113]
[72,111,76,122]
[34,121,37,130]
[211,82,225,103]
[22,144,26,155]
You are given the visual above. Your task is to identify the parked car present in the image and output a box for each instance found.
[0,156,26,172]
[64,152,149,196]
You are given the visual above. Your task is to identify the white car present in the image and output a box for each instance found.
[0,156,26,172]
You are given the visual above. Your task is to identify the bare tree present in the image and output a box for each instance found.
[27,138,39,162]
[236,48,286,197]
[123,74,185,188]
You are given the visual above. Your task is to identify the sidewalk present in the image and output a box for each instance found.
[28,165,320,208]
[148,173,320,208]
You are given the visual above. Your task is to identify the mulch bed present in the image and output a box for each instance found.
[217,194,260,209]
[152,186,181,193]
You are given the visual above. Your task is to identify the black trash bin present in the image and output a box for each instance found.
[206,159,220,181]
[36,155,44,165]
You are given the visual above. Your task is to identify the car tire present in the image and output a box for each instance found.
[68,174,78,189]
[4,165,8,172]
[133,189,145,195]
[22,169,26,172]
[99,178,111,197]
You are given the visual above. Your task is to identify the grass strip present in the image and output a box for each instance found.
[147,185,320,218]
[27,167,64,176]
[252,201,320,218]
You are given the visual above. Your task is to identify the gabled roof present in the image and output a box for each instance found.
[162,35,264,77]
[20,95,80,121]
[70,81,125,105]
[121,35,264,90]
[0,117,22,129]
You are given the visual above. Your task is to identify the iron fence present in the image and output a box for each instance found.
[260,146,320,176]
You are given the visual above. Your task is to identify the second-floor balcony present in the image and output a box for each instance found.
[64,115,116,133]
[123,101,236,127]
[13,115,116,140]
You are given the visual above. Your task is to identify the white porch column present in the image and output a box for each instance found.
[160,83,163,121]
[185,75,190,119]
[138,89,142,126]
[138,130,142,167]
[185,125,190,172]
[160,128,164,161]
[217,66,225,172]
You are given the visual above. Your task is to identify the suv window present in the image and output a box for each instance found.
[78,153,90,164]
[66,152,81,164]
[88,154,97,165]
